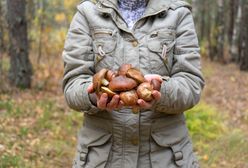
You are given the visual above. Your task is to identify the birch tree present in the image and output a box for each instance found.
[216,0,225,62]
[240,0,248,70]
[230,0,243,62]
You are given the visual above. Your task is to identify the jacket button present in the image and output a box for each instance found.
[101,13,110,18]
[131,40,138,47]
[174,151,183,161]
[158,11,167,18]
[131,137,139,145]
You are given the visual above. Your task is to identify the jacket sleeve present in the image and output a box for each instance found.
[155,7,205,114]
[62,8,100,114]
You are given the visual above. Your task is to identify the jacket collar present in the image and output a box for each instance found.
[99,0,173,17]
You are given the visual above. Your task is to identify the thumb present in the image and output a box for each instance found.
[87,83,94,93]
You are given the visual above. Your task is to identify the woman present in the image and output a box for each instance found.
[62,0,205,167]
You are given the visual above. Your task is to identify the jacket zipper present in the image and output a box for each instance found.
[94,31,113,37]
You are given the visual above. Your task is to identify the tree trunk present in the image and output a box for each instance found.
[191,0,199,33]
[37,0,46,63]
[7,0,32,88]
[228,0,237,43]
[216,0,225,62]
[207,0,212,57]
[200,0,206,41]
[230,0,243,62]
[0,1,4,52]
[240,0,248,71]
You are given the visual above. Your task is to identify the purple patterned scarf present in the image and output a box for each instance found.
[118,0,148,29]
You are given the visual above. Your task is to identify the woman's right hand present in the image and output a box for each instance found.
[87,83,124,111]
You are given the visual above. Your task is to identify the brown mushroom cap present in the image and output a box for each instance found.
[101,86,117,97]
[93,68,108,93]
[126,68,145,84]
[118,64,132,76]
[137,82,153,102]
[120,90,138,106]
[108,76,138,92]
[106,70,117,82]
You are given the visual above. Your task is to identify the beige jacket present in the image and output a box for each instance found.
[62,0,204,167]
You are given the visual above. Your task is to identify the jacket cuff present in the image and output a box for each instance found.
[154,76,171,112]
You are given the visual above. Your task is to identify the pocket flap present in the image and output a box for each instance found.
[92,29,117,54]
[77,126,112,164]
[151,115,188,146]
[93,40,117,54]
[148,29,175,53]
[148,40,175,53]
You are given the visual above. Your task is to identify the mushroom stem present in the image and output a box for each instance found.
[101,86,117,97]
[101,78,109,86]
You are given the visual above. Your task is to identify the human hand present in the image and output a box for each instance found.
[87,83,124,111]
[144,74,163,83]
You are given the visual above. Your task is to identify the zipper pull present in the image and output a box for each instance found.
[162,44,168,63]
[96,45,106,63]
[98,45,106,57]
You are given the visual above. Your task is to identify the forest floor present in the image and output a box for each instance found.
[0,56,248,168]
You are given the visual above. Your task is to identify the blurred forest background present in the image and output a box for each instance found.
[0,0,248,167]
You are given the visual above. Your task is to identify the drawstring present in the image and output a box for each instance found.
[98,45,106,57]
[162,44,168,63]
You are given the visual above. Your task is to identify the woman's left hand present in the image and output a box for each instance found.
[137,74,163,109]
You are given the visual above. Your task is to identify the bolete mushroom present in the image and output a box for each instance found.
[93,68,109,93]
[120,90,138,106]
[136,82,153,102]
[109,76,138,92]
[118,64,132,76]
[106,70,117,82]
[126,68,145,84]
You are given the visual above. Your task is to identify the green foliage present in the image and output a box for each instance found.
[0,99,13,113]
[0,99,24,118]
[186,103,248,167]
[186,102,226,140]
[203,130,248,167]
[0,154,25,168]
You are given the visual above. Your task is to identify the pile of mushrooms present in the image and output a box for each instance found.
[93,64,161,106]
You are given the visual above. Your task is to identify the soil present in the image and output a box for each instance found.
[202,58,248,132]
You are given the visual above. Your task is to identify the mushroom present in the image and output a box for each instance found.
[120,90,138,106]
[93,68,109,93]
[136,82,153,102]
[108,75,138,92]
[118,64,132,76]
[101,86,117,97]
[106,70,117,82]
[126,68,145,84]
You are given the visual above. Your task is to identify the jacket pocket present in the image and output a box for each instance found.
[92,28,117,72]
[150,116,198,168]
[147,29,176,75]
[74,125,112,168]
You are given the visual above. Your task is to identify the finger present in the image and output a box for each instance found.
[144,74,163,83]
[152,90,161,101]
[107,95,120,110]
[97,93,108,109]
[117,100,124,109]
[137,99,153,109]
[87,83,94,93]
